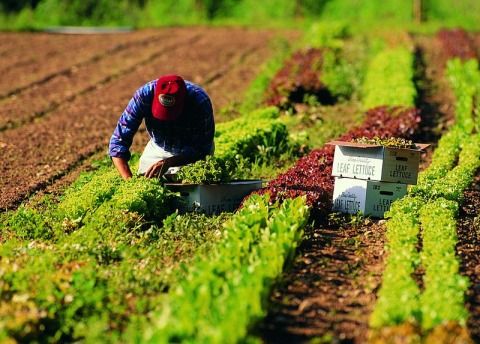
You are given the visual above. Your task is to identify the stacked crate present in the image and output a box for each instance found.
[329,141,428,218]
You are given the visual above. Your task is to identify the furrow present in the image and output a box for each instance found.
[0,31,201,131]
[0,30,169,99]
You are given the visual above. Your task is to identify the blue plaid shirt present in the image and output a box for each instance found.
[109,80,214,161]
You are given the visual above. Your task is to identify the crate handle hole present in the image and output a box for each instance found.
[380,191,394,196]
[396,157,408,162]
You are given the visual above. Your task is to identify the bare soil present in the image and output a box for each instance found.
[413,34,457,170]
[0,27,298,210]
[457,173,480,343]
[0,30,160,97]
[0,30,179,130]
[259,220,386,343]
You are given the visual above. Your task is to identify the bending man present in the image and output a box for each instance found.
[109,75,215,179]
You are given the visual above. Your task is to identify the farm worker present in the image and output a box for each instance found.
[109,74,215,179]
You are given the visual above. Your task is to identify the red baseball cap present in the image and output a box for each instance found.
[152,75,187,121]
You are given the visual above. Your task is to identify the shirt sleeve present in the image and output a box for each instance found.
[108,86,150,160]
[181,96,215,161]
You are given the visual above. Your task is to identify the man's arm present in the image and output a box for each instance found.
[112,157,133,180]
[109,82,153,178]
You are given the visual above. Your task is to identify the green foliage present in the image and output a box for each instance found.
[226,0,297,23]
[419,199,469,330]
[57,168,122,225]
[2,199,57,240]
[303,21,349,49]
[412,59,480,198]
[411,128,467,197]
[370,196,422,327]
[139,0,204,27]
[427,135,480,201]
[362,48,416,108]
[64,177,176,259]
[353,136,416,149]
[136,195,310,343]
[2,162,125,241]
[0,0,41,13]
[23,0,140,28]
[446,58,480,133]
[425,0,480,29]
[321,33,372,102]
[177,107,291,184]
[0,210,229,342]
[320,0,413,23]
[321,49,356,99]
[2,0,480,29]
[174,155,231,185]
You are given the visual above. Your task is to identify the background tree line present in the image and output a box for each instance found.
[0,0,478,30]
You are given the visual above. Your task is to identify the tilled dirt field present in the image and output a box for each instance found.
[0,27,298,210]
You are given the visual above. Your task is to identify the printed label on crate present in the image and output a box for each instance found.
[371,197,395,213]
[202,194,244,214]
[366,182,407,217]
[335,156,380,179]
[333,190,362,213]
[388,163,413,180]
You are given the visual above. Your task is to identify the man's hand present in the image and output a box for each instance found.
[145,159,169,178]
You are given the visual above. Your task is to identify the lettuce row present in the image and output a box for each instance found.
[446,58,480,133]
[362,47,417,109]
[1,159,136,241]
[362,46,421,328]
[63,177,176,260]
[370,196,422,327]
[410,128,467,196]
[412,59,480,199]
[427,134,480,201]
[370,58,480,331]
[136,195,310,344]
[419,199,469,330]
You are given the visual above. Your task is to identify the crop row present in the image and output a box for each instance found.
[362,47,416,109]
[436,28,478,61]
[1,193,309,343]
[132,195,309,343]
[262,23,359,111]
[0,176,180,341]
[2,106,291,237]
[264,47,329,108]
[370,57,480,337]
